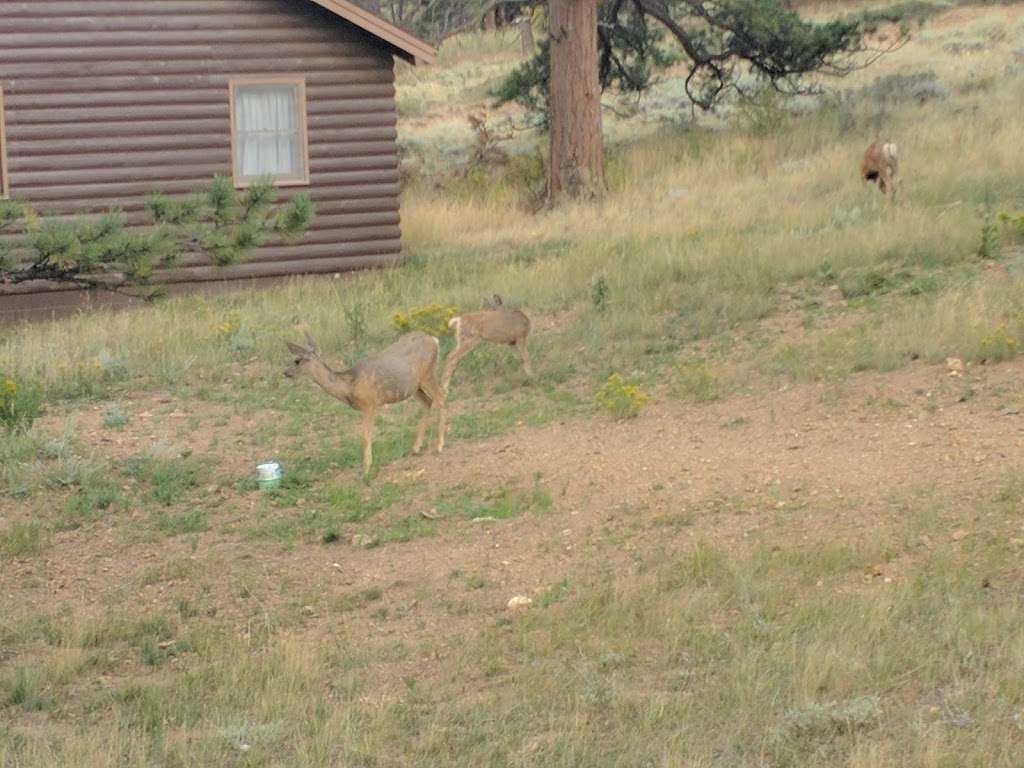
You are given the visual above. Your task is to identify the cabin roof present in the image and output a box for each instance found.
[303,0,437,65]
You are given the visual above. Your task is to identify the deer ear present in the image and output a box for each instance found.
[303,331,321,355]
[286,341,310,357]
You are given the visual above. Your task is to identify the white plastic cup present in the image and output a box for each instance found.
[256,462,282,491]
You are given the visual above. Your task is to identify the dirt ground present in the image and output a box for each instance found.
[4,354,1023,692]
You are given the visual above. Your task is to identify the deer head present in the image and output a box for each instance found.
[283,332,325,379]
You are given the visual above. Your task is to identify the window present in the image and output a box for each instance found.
[229,78,309,188]
[0,85,9,199]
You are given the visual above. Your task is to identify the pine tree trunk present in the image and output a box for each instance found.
[483,7,497,31]
[547,0,605,205]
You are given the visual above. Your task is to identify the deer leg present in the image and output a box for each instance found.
[412,390,432,454]
[880,170,893,203]
[514,337,533,379]
[420,377,446,453]
[360,408,377,478]
[440,337,480,394]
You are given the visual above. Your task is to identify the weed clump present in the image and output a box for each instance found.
[978,322,1019,363]
[391,303,458,337]
[674,361,719,403]
[978,198,1001,260]
[770,695,883,745]
[595,373,648,419]
[591,275,610,313]
[103,404,130,429]
[1,374,43,435]
[216,309,255,354]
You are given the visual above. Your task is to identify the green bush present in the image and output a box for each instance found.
[1,374,43,435]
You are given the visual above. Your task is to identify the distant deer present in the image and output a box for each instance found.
[284,331,445,477]
[861,140,900,203]
[441,295,532,393]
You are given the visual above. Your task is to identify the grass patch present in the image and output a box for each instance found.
[431,480,554,521]
[151,508,208,537]
[123,454,208,507]
[246,482,410,546]
[0,520,49,559]
[372,514,438,545]
[1,667,50,712]
[59,476,123,530]
[138,558,196,587]
[673,360,721,402]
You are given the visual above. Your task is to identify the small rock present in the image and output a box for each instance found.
[951,529,969,542]
[946,358,965,377]
[302,605,315,616]
[351,534,379,549]
[421,508,441,520]
[507,595,533,611]
[472,516,498,524]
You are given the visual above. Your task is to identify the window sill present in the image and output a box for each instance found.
[233,176,311,190]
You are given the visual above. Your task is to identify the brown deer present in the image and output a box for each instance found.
[441,295,532,393]
[861,140,900,203]
[284,331,445,477]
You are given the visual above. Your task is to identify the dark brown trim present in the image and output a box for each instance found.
[228,76,311,188]
[302,0,437,64]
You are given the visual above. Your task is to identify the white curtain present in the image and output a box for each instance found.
[235,85,302,178]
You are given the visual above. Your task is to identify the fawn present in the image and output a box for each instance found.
[284,331,445,477]
[441,295,532,393]
[861,141,900,203]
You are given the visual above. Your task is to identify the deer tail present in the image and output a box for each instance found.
[448,316,461,344]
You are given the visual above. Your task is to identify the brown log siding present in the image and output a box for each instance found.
[0,0,406,318]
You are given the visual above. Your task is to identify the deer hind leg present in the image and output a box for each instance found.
[440,337,480,394]
[419,377,446,453]
[880,168,896,204]
[514,337,533,379]
[360,408,377,478]
[412,390,432,454]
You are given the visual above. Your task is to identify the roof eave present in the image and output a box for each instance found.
[303,0,437,66]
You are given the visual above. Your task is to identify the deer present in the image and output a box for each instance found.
[441,295,532,393]
[861,140,900,204]
[284,331,445,478]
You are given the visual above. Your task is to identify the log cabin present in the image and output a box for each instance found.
[0,0,435,320]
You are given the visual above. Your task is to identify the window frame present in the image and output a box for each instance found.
[228,76,310,189]
[0,85,9,199]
